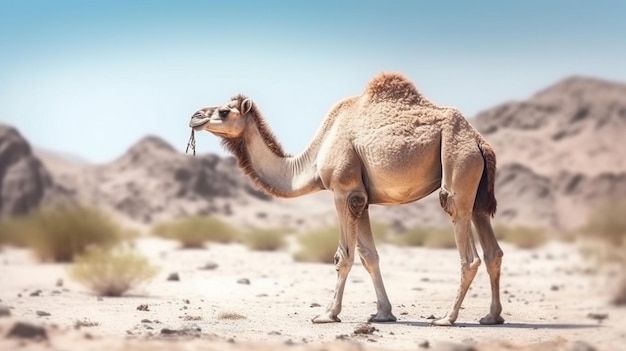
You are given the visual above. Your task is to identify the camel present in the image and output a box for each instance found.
[187,72,504,326]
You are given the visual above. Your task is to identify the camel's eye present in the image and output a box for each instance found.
[218,109,230,118]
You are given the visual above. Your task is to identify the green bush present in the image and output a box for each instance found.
[494,225,547,249]
[1,205,126,262]
[69,246,159,297]
[243,228,290,251]
[152,216,239,248]
[395,227,456,249]
[293,226,338,263]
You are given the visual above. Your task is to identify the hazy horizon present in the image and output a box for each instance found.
[2,1,625,163]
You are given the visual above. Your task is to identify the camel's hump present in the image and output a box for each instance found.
[364,72,425,103]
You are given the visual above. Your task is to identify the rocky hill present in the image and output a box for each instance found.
[33,136,281,228]
[0,125,55,216]
[3,75,626,231]
[474,76,626,229]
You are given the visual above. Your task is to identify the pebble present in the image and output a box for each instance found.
[137,304,150,311]
[7,322,48,340]
[199,262,218,270]
[0,304,11,317]
[353,323,377,335]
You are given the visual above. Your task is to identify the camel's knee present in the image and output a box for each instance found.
[483,247,503,264]
[464,257,482,273]
[334,246,354,273]
[347,191,368,218]
[484,249,503,274]
[357,245,379,272]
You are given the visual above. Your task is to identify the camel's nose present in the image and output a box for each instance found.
[189,107,216,128]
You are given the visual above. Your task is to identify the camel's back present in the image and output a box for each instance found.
[332,72,452,134]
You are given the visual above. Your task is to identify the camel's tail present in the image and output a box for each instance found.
[473,138,497,217]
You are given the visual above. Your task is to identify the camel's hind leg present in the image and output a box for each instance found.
[472,212,505,324]
[432,141,484,326]
[356,210,396,322]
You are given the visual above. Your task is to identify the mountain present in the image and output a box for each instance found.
[40,135,276,226]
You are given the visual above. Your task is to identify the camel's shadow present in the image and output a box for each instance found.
[391,321,601,330]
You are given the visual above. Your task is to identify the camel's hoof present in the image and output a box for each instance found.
[479,314,505,325]
[430,317,454,326]
[311,314,341,324]
[368,312,397,323]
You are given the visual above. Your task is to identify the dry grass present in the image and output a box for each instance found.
[293,226,338,264]
[181,315,203,321]
[579,200,626,305]
[243,228,290,251]
[0,205,128,262]
[74,319,100,328]
[152,216,239,248]
[68,246,159,297]
[395,227,456,249]
[493,225,547,249]
[217,312,246,320]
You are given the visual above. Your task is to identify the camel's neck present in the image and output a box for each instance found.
[226,118,325,198]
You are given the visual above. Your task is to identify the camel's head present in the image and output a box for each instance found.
[189,98,253,138]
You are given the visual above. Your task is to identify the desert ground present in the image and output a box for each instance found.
[1,236,624,351]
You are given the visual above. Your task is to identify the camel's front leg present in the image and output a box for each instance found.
[311,191,363,324]
[357,211,396,322]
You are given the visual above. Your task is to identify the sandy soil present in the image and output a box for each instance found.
[1,238,625,351]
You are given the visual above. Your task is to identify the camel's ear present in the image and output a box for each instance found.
[241,98,253,115]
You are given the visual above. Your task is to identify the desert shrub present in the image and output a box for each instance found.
[0,216,31,247]
[68,246,159,297]
[3,205,126,262]
[370,221,390,243]
[582,201,626,246]
[395,227,456,249]
[243,228,290,251]
[423,228,456,249]
[395,227,429,246]
[152,216,239,248]
[293,226,338,263]
[494,225,547,249]
[580,201,626,305]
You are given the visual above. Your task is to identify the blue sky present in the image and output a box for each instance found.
[1,0,625,163]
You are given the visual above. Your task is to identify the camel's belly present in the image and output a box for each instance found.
[360,147,442,205]
[366,170,441,205]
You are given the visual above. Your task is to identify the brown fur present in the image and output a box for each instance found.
[473,139,498,217]
[365,72,433,106]
[221,94,290,196]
